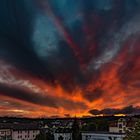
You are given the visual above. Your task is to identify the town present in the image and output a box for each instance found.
[0,115,139,140]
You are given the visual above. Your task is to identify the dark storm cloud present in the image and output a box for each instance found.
[0,0,139,81]
[84,88,104,102]
[89,105,140,115]
[0,0,53,81]
[0,84,87,110]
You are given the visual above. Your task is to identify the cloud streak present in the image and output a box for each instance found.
[89,105,140,115]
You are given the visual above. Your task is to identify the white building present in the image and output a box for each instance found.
[109,118,136,133]
[12,129,40,140]
[0,129,12,140]
[0,123,40,140]
[54,128,72,140]
[54,133,72,140]
[82,132,125,140]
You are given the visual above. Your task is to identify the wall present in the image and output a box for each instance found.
[81,133,125,140]
[12,130,40,140]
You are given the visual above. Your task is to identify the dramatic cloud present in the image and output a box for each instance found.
[89,105,140,115]
[0,84,87,110]
[0,0,140,117]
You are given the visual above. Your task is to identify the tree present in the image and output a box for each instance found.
[72,117,81,140]
[58,135,64,140]
[81,120,109,132]
[35,131,54,140]
[35,131,46,140]
[125,119,140,140]
[108,137,117,140]
[81,122,97,131]
[46,132,54,140]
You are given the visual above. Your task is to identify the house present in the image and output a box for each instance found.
[109,118,136,133]
[12,124,40,140]
[0,123,13,140]
[0,128,12,140]
[0,123,40,140]
[81,132,125,140]
[54,133,72,140]
[54,128,72,140]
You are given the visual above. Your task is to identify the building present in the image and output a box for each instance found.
[0,128,12,140]
[54,133,72,140]
[0,123,40,140]
[109,118,136,133]
[54,128,72,140]
[12,130,39,140]
[0,123,13,140]
[81,132,125,140]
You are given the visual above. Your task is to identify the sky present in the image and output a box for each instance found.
[0,0,140,117]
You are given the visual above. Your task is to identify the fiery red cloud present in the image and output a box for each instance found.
[1,39,140,117]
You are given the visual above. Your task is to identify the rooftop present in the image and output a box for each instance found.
[0,123,40,130]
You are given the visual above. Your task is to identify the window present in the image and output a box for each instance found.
[119,124,122,128]
[85,135,88,140]
[123,127,126,131]
[123,121,126,125]
[119,130,122,133]
[1,131,4,134]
